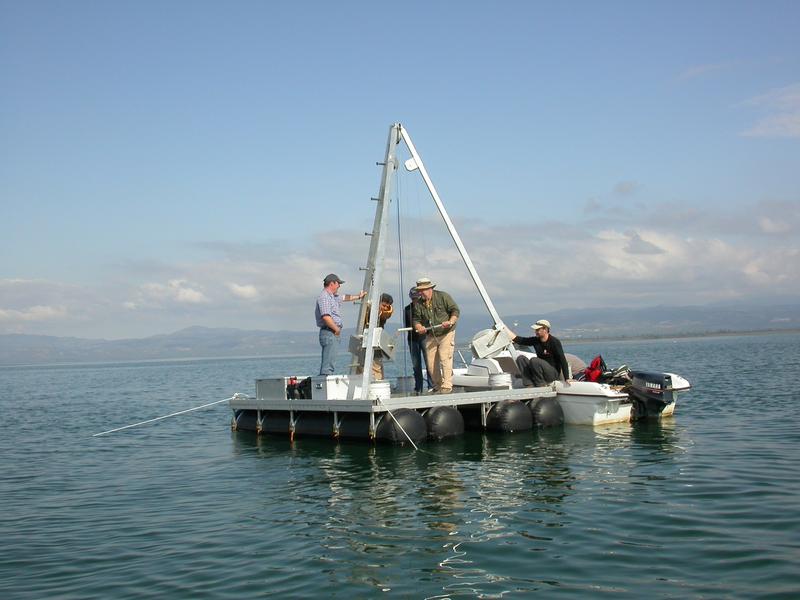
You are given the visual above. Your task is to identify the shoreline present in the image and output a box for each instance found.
[559,327,800,345]
[2,328,798,368]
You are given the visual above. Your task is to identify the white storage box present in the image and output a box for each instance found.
[311,375,350,400]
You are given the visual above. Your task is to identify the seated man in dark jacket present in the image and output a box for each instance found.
[507,319,570,387]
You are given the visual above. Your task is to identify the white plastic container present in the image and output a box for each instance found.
[310,375,350,400]
[369,380,392,400]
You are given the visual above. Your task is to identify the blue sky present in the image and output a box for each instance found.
[2,0,798,339]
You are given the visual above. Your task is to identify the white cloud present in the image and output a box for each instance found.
[3,194,799,339]
[227,283,260,300]
[136,279,209,306]
[741,83,800,138]
[0,305,67,322]
[743,113,800,138]
[0,279,95,331]
[759,216,791,234]
[746,83,800,111]
[456,209,800,313]
[677,62,733,81]
[624,232,665,255]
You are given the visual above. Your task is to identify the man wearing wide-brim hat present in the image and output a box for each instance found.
[506,319,571,387]
[411,277,460,393]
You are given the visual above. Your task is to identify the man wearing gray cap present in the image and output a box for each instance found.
[507,319,571,386]
[315,273,366,375]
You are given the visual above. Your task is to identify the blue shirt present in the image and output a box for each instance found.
[315,290,343,328]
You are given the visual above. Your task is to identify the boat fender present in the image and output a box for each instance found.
[424,406,464,440]
[375,408,427,445]
[486,400,533,432]
[234,410,258,431]
[530,397,564,427]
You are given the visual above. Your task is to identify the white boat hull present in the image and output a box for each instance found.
[452,359,688,427]
[552,381,633,426]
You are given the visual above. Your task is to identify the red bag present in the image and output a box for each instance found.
[583,355,607,382]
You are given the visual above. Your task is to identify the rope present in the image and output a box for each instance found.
[92,393,243,437]
[376,397,419,451]
[398,161,431,281]
[395,172,410,380]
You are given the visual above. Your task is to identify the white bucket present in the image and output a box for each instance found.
[489,373,513,389]
[368,380,392,400]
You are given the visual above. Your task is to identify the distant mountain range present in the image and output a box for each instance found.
[2,302,798,365]
[0,326,318,366]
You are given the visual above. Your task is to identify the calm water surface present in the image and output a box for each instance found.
[1,333,799,598]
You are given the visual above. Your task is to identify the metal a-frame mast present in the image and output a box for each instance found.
[349,124,401,400]
[398,126,506,329]
[350,123,511,401]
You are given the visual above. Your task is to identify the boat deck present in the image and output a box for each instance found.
[229,374,560,442]
[229,385,557,413]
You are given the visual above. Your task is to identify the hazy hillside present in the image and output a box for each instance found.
[0,327,319,365]
[1,302,798,365]
[506,302,800,339]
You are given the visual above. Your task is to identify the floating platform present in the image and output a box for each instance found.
[226,124,690,443]
[229,374,561,444]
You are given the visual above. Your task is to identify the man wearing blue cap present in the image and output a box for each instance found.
[315,273,366,375]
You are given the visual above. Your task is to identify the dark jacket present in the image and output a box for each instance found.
[514,333,570,380]
[404,303,425,343]
[411,290,460,332]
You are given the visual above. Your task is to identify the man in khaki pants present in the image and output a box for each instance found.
[411,277,460,393]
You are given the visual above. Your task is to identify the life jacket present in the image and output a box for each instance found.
[583,355,607,382]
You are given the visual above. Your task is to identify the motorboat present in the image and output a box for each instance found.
[452,333,691,425]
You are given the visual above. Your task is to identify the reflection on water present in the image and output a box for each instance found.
[227,418,696,597]
[629,418,684,452]
[212,406,700,597]
[3,334,799,598]
[229,428,585,596]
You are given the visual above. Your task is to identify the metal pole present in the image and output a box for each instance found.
[398,126,505,328]
[352,123,401,400]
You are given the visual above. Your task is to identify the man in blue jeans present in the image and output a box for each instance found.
[315,273,366,375]
[403,287,433,393]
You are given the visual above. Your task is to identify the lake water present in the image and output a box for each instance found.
[1,333,799,598]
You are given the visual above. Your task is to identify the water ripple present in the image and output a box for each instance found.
[2,336,800,598]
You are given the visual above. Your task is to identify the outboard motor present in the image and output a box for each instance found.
[629,371,677,419]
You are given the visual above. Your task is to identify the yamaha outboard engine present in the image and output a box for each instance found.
[629,371,677,420]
